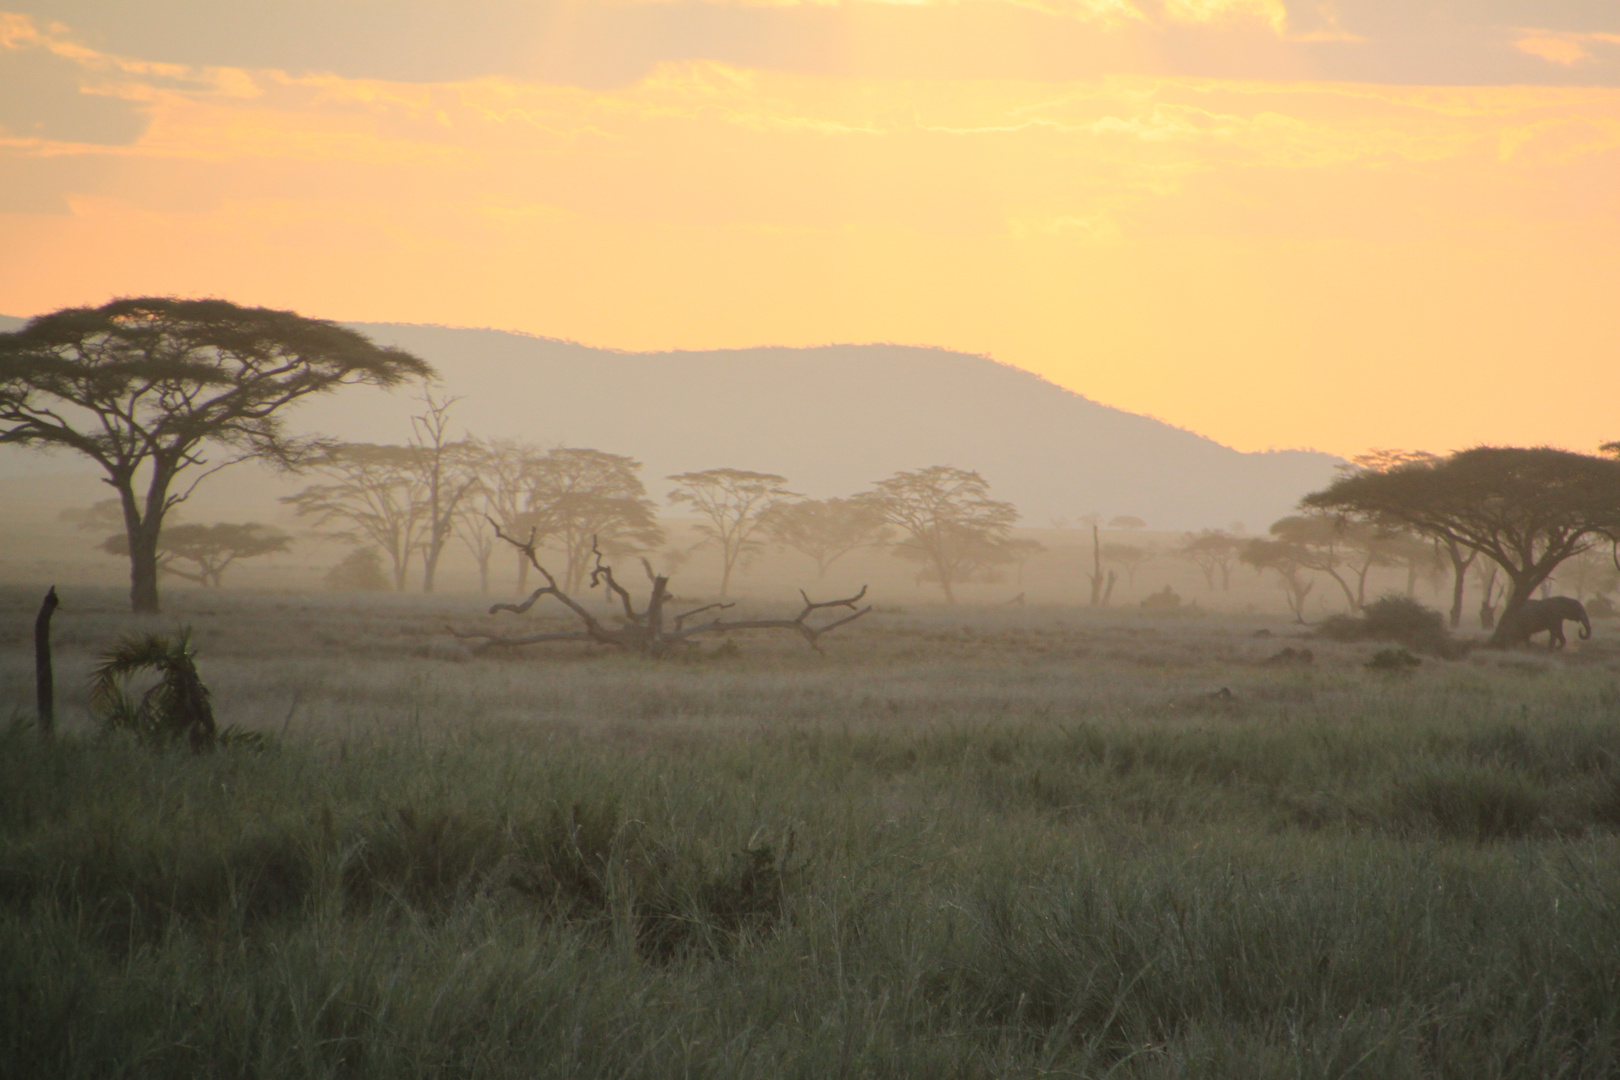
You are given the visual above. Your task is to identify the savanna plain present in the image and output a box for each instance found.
[6,586,1620,1079]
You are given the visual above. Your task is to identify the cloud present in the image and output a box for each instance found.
[5,0,1620,87]
[1515,30,1620,68]
[0,14,149,144]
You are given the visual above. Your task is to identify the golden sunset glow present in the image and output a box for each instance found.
[3,5,1619,456]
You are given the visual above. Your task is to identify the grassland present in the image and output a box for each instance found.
[5,585,1620,1078]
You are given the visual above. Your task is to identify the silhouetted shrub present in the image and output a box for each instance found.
[1319,595,1456,656]
[1139,586,1182,613]
[1588,594,1616,619]
[325,547,390,591]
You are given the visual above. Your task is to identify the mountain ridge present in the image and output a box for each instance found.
[0,314,1339,529]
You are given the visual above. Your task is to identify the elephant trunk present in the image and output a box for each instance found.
[1579,604,1593,639]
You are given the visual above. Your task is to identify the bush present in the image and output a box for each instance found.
[1318,595,1457,656]
[325,547,390,591]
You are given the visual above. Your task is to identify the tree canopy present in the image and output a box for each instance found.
[761,497,891,579]
[100,522,292,588]
[0,298,433,611]
[859,466,1018,603]
[1302,446,1620,645]
[669,468,795,599]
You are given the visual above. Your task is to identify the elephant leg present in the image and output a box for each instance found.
[1550,622,1567,649]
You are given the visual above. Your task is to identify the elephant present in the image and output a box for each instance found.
[1513,596,1592,649]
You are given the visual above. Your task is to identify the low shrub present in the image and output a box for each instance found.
[1319,595,1458,657]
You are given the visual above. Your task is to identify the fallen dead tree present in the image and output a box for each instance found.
[452,525,872,656]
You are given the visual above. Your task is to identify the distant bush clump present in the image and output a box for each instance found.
[325,547,390,592]
[1318,595,1459,657]
[1139,585,1182,613]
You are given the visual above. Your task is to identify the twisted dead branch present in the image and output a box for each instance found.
[451,522,871,656]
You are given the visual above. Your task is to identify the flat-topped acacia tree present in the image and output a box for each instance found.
[1301,447,1620,647]
[0,298,434,612]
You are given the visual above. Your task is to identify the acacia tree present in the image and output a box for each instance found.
[1241,537,1316,623]
[1102,542,1152,590]
[454,438,543,592]
[0,298,431,611]
[859,466,1018,603]
[1303,447,1620,646]
[1342,449,1475,627]
[761,497,892,578]
[1177,529,1242,591]
[1268,514,1394,613]
[283,443,427,591]
[527,449,664,593]
[669,468,796,599]
[101,523,292,588]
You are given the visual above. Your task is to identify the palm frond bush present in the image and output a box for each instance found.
[89,629,217,752]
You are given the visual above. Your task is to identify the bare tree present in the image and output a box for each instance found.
[859,466,1018,604]
[283,443,426,591]
[452,530,870,657]
[1177,529,1242,592]
[1087,524,1107,607]
[100,523,291,588]
[762,497,892,578]
[668,468,795,599]
[408,394,481,595]
[0,298,431,612]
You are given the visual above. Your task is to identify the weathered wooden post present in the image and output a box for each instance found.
[35,586,59,737]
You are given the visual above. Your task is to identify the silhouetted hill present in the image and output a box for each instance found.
[320,324,1337,529]
[0,314,1338,527]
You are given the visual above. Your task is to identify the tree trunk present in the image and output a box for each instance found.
[35,586,59,737]
[1323,566,1358,613]
[719,555,734,601]
[423,542,441,593]
[1490,571,1544,647]
[1445,542,1474,630]
[1089,525,1104,607]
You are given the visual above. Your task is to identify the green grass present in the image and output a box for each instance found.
[6,587,1620,1076]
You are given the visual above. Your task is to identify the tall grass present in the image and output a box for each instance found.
[7,587,1620,1075]
[7,702,1620,1077]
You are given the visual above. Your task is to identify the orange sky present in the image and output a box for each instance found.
[2,3,1619,456]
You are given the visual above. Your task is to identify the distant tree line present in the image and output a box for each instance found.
[8,297,1620,637]
[284,395,1036,604]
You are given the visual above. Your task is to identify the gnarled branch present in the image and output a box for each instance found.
[452,528,871,656]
